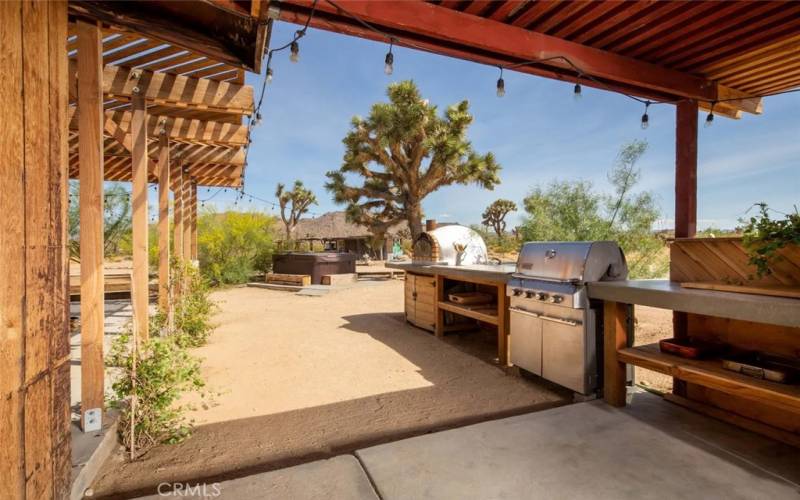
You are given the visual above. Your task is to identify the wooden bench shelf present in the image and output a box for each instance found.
[619,344,800,413]
[438,300,499,325]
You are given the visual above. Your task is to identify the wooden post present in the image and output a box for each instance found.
[131,93,149,342]
[182,171,193,263]
[675,99,698,239]
[0,1,71,497]
[172,164,184,262]
[604,301,629,407]
[497,284,510,367]
[77,18,106,432]
[673,99,698,396]
[157,133,170,312]
[435,275,445,338]
[190,181,198,261]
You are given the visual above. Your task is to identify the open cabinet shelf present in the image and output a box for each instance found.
[618,343,800,413]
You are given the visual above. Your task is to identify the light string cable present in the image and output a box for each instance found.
[324,0,800,125]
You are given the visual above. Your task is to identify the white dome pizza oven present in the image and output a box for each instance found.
[412,225,488,265]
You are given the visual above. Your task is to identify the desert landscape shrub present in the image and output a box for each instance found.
[198,208,279,284]
[520,140,668,279]
[106,325,205,458]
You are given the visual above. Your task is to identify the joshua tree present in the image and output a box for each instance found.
[326,80,501,240]
[276,181,317,241]
[482,199,517,238]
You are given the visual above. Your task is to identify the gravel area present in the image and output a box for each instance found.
[92,280,568,498]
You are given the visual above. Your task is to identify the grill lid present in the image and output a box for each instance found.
[515,241,627,283]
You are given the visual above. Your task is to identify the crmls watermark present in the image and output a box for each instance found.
[157,482,222,497]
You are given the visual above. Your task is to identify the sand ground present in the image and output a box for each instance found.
[92,280,570,498]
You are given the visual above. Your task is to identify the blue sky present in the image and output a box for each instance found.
[208,22,800,230]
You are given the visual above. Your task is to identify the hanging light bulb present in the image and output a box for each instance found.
[290,41,299,63]
[573,82,582,100]
[384,51,394,76]
[705,101,715,128]
[640,101,651,130]
[254,112,262,127]
[266,67,273,84]
[496,67,505,97]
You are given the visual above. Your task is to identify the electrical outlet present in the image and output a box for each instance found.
[84,408,102,432]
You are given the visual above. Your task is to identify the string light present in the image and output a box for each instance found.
[290,40,300,63]
[641,101,651,130]
[384,40,394,75]
[496,68,505,97]
[573,82,582,100]
[705,101,715,128]
[254,111,262,126]
[266,67,273,85]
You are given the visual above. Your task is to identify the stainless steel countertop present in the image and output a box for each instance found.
[588,280,800,329]
[386,261,516,283]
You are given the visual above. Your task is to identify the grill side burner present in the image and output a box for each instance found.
[509,241,628,395]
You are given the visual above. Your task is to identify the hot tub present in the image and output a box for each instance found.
[272,252,357,285]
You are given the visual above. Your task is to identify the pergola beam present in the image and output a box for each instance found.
[279,0,761,115]
[68,0,265,72]
[68,63,254,115]
[69,110,250,145]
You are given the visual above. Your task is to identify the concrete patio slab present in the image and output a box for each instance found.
[136,455,379,500]
[357,391,800,500]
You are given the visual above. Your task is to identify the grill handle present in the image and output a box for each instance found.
[509,307,581,327]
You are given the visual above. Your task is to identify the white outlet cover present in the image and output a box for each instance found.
[84,408,102,432]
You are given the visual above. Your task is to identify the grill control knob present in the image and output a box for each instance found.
[547,295,563,304]
[513,288,523,296]
[524,290,536,299]
[537,293,548,301]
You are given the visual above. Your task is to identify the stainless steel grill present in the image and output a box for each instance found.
[508,241,628,395]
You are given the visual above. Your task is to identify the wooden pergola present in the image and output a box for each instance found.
[1,1,798,498]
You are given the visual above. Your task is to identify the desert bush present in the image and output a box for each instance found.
[198,208,279,284]
[172,259,215,348]
[106,326,204,458]
[519,140,667,279]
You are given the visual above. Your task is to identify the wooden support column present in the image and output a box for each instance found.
[157,134,170,312]
[604,301,629,407]
[131,93,149,342]
[182,171,193,263]
[675,99,698,239]
[190,181,198,261]
[77,18,105,432]
[172,164,184,262]
[0,1,71,497]
[497,284,510,367]
[673,99,698,396]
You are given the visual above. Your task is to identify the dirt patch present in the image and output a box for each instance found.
[92,281,568,498]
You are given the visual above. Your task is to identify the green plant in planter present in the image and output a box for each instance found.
[740,203,800,278]
[106,327,205,457]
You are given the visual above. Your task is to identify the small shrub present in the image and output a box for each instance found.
[106,328,205,457]
[198,208,279,284]
[172,260,215,348]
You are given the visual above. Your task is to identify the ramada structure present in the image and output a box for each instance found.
[2,1,799,497]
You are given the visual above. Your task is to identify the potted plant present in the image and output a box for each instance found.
[740,203,800,278]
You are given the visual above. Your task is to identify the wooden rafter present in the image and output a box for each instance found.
[69,109,249,145]
[68,0,267,72]
[278,0,762,115]
[68,62,253,115]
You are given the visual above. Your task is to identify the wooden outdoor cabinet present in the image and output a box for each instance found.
[405,272,436,332]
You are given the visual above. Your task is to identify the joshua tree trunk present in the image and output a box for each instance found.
[408,203,424,240]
